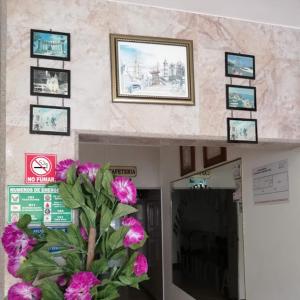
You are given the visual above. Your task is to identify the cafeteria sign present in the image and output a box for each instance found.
[8,185,73,226]
[110,166,137,177]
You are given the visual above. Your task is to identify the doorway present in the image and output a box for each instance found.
[78,142,164,300]
[171,159,245,300]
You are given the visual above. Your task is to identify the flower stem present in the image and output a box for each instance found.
[86,227,96,270]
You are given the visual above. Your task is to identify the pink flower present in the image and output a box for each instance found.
[64,272,101,300]
[7,255,25,277]
[1,223,36,257]
[111,176,137,205]
[134,253,148,277]
[55,159,77,182]
[122,216,142,227]
[122,217,144,248]
[8,282,42,300]
[57,275,68,287]
[78,162,100,182]
[80,227,88,241]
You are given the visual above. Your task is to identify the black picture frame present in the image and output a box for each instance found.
[203,147,227,168]
[30,66,71,98]
[227,118,258,144]
[30,104,71,136]
[180,146,195,176]
[225,52,255,80]
[30,29,71,61]
[226,84,257,111]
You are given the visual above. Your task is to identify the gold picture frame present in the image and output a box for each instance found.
[110,34,195,105]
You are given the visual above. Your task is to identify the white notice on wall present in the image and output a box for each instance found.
[252,160,289,204]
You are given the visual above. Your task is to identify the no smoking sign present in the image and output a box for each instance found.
[25,153,57,184]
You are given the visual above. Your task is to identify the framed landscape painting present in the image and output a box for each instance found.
[110,34,195,105]
[227,118,258,143]
[31,29,70,60]
[225,52,255,79]
[226,84,256,111]
[30,105,70,136]
[30,67,71,98]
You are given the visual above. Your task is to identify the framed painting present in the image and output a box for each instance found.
[31,29,70,61]
[30,67,71,98]
[110,34,195,105]
[225,52,255,80]
[203,147,227,168]
[227,118,258,143]
[226,84,256,111]
[30,105,70,136]
[180,146,195,176]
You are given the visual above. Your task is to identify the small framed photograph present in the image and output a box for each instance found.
[203,147,227,168]
[110,34,195,105]
[227,118,258,143]
[225,52,255,79]
[30,105,70,136]
[226,84,256,111]
[180,146,195,176]
[31,29,70,60]
[30,67,71,98]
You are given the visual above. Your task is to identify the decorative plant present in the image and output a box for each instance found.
[1,160,149,300]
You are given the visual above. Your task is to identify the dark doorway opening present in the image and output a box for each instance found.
[172,189,239,300]
[120,189,163,300]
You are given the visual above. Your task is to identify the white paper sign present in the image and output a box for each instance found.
[253,160,289,203]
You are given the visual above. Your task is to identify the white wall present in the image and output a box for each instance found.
[112,0,300,28]
[79,143,161,188]
[235,148,300,300]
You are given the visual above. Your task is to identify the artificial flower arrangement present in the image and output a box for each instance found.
[1,160,149,300]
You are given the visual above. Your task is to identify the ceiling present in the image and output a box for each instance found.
[111,0,300,28]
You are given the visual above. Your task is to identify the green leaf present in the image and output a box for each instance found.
[102,169,113,195]
[113,204,137,219]
[100,204,113,234]
[96,193,106,209]
[17,214,32,229]
[82,205,96,227]
[71,178,86,206]
[91,257,109,276]
[66,164,77,185]
[108,227,129,250]
[39,279,64,300]
[67,224,85,249]
[80,174,96,196]
[64,252,82,273]
[18,259,38,282]
[80,212,89,232]
[94,284,119,300]
[59,183,81,208]
[122,252,138,276]
[109,248,127,260]
[95,168,104,193]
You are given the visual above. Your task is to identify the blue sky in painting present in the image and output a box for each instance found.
[228,54,253,68]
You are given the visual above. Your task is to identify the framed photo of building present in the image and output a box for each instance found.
[225,52,255,79]
[30,105,70,136]
[30,67,71,98]
[203,147,227,168]
[110,34,195,105]
[226,84,256,111]
[227,118,258,143]
[180,146,195,176]
[31,29,70,61]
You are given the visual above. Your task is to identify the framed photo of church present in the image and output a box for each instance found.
[110,34,195,105]
[30,66,71,98]
[31,29,70,61]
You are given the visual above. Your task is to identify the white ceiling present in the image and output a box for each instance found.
[111,0,300,28]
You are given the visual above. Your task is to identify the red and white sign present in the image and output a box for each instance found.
[25,153,57,184]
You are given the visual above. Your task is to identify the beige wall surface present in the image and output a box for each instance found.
[2,0,300,298]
